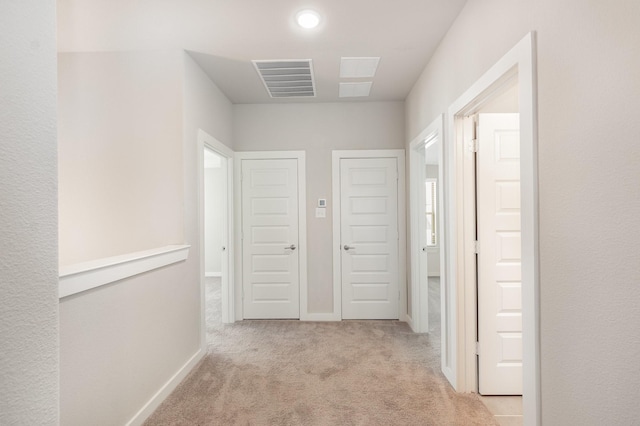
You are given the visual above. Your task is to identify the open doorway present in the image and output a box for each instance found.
[409,116,453,384]
[198,129,234,349]
[474,83,522,396]
[204,148,225,334]
[446,33,539,424]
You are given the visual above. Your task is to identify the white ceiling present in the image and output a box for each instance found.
[57,0,467,104]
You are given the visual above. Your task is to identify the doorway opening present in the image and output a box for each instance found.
[408,116,454,384]
[204,147,225,334]
[198,129,235,349]
[446,33,539,424]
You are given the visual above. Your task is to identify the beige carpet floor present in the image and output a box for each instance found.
[144,278,497,425]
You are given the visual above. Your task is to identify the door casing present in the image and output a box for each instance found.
[446,32,540,425]
[331,150,406,321]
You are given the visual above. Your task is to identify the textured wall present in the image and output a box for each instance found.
[406,0,640,423]
[0,1,59,424]
[234,102,405,313]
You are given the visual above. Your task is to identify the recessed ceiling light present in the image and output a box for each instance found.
[296,10,320,29]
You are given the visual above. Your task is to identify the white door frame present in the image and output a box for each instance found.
[197,129,235,349]
[408,116,455,385]
[446,33,540,424]
[331,150,406,320]
[233,151,308,321]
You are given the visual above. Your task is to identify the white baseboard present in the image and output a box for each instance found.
[300,313,412,323]
[205,272,222,277]
[405,314,417,332]
[126,348,205,426]
[301,312,341,321]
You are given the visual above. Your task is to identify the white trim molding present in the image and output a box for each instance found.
[331,149,407,321]
[446,32,540,425]
[59,245,190,299]
[125,348,204,426]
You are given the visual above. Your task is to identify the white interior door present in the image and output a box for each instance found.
[242,158,299,319]
[340,158,399,319]
[477,113,522,395]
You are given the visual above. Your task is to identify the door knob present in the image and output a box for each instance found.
[343,245,354,251]
[285,244,297,251]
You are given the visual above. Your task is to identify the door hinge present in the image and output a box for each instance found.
[474,240,480,254]
[475,341,480,355]
[470,138,479,153]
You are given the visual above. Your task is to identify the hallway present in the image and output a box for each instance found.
[143,278,496,425]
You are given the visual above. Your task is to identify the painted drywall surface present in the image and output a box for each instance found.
[205,165,224,274]
[0,1,59,424]
[58,51,184,265]
[58,50,234,425]
[183,50,234,293]
[57,50,195,425]
[59,260,201,424]
[184,52,234,148]
[406,0,640,423]
[234,102,404,313]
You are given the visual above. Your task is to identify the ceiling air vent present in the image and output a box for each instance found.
[252,59,316,98]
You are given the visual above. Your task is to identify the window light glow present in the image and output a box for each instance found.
[296,10,320,29]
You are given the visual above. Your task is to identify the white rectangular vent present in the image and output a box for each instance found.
[253,59,316,98]
[340,57,380,78]
[339,82,373,98]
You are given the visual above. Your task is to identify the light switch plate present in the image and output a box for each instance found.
[315,208,326,218]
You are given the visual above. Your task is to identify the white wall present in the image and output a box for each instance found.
[58,51,234,425]
[58,51,185,265]
[204,164,223,274]
[234,102,404,313]
[183,51,234,289]
[0,2,59,424]
[406,1,640,423]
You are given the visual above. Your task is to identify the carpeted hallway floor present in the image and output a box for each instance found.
[144,278,497,425]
